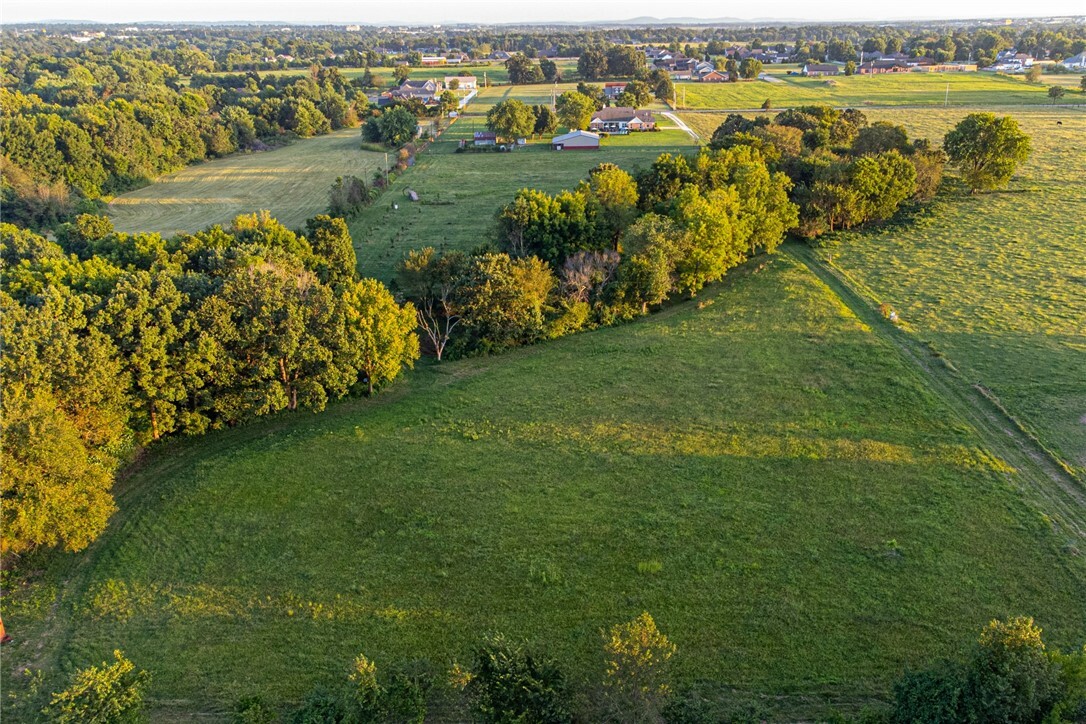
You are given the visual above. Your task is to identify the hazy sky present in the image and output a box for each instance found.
[2,0,1084,24]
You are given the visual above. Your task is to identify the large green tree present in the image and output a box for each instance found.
[943,113,1031,192]
[555,92,596,131]
[339,278,419,395]
[486,99,535,141]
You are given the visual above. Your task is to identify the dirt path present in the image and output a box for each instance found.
[788,244,1086,543]
[661,111,700,142]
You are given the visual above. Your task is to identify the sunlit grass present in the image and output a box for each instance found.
[5,255,1082,719]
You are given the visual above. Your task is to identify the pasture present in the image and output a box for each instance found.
[349,109,697,281]
[4,254,1084,721]
[107,129,386,235]
[675,71,1086,110]
[816,107,1086,480]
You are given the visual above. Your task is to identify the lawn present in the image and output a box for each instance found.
[4,254,1084,721]
[811,107,1086,480]
[675,71,1086,110]
[349,112,697,282]
[107,129,386,235]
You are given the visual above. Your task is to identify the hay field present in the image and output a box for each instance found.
[108,129,385,235]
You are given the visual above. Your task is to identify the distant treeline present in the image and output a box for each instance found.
[3,21,1084,72]
[1,213,418,560]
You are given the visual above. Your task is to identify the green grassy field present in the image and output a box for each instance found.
[4,254,1083,721]
[814,107,1086,480]
[680,105,1086,480]
[107,129,386,235]
[349,107,696,281]
[675,71,1086,110]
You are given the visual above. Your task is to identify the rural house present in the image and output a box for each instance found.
[699,69,728,82]
[1060,52,1086,69]
[802,63,840,77]
[603,82,628,99]
[588,107,656,133]
[392,79,438,103]
[444,75,478,90]
[551,130,601,150]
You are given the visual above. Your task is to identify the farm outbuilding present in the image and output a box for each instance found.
[551,130,600,150]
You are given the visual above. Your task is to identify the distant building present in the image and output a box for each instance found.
[603,82,628,99]
[1061,52,1086,69]
[803,63,840,77]
[699,70,728,82]
[444,76,478,90]
[420,56,447,66]
[391,79,438,103]
[914,63,978,73]
[859,59,911,74]
[551,130,600,150]
[588,107,656,133]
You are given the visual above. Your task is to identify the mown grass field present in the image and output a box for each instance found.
[815,107,1086,480]
[4,254,1084,721]
[107,128,386,235]
[675,71,1086,110]
[349,96,696,281]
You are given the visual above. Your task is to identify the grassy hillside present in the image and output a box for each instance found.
[675,71,1086,110]
[107,128,386,235]
[808,107,1086,480]
[5,255,1083,720]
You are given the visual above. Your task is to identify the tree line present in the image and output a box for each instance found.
[707,106,1030,238]
[396,147,799,363]
[0,213,418,561]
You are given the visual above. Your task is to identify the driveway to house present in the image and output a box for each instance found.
[661,111,700,142]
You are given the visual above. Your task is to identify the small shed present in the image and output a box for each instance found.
[551,130,601,151]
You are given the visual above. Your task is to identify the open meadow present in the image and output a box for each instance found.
[675,70,1086,110]
[349,91,696,281]
[4,254,1084,720]
[813,107,1086,481]
[107,128,386,235]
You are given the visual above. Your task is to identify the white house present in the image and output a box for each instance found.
[1060,52,1086,69]
[444,76,478,90]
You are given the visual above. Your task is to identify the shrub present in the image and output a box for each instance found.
[44,650,150,723]
[232,696,277,724]
[289,686,346,724]
[603,612,677,720]
[466,633,571,723]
